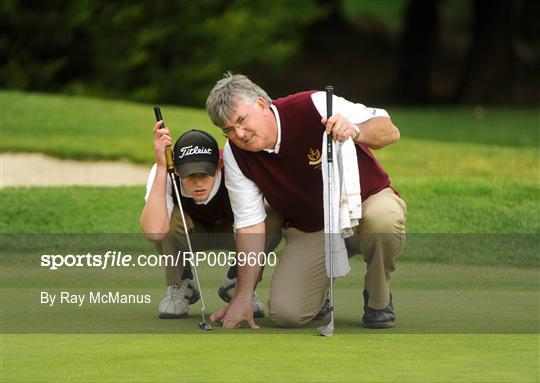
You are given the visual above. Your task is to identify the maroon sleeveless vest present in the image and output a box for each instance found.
[230,91,393,232]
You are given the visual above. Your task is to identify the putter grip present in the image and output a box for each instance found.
[154,106,164,127]
[153,106,174,172]
[325,86,333,163]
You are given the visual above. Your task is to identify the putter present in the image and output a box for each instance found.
[154,106,212,332]
[317,86,335,337]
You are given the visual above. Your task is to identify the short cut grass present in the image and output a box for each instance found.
[206,72,272,128]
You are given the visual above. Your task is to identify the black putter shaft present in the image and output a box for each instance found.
[325,86,333,162]
[154,106,175,173]
[317,85,335,336]
[325,85,334,319]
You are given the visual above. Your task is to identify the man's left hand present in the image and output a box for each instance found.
[322,114,358,142]
[210,295,260,330]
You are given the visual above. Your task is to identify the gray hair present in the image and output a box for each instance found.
[206,72,272,128]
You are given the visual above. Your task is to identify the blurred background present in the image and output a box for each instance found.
[2,0,538,107]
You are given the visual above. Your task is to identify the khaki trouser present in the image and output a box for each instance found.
[154,205,285,286]
[269,188,407,327]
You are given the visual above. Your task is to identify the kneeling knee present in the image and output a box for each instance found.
[269,303,310,328]
[362,213,403,234]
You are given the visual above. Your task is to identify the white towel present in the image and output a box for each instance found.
[338,139,362,235]
[321,133,362,278]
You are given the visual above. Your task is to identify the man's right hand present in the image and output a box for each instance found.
[153,121,172,167]
[210,295,260,330]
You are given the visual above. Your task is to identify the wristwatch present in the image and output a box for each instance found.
[353,125,361,142]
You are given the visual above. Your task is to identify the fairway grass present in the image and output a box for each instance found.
[2,90,539,164]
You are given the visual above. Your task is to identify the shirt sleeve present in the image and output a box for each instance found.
[144,163,174,219]
[223,141,266,230]
[311,91,389,124]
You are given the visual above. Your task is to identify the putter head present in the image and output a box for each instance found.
[316,305,334,337]
[316,324,334,337]
[199,322,212,331]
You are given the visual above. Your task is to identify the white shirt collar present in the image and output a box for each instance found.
[179,169,222,205]
[263,104,281,154]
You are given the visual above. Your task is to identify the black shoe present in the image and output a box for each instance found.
[314,294,331,320]
[362,291,395,329]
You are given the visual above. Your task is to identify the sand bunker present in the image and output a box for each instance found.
[1,153,150,188]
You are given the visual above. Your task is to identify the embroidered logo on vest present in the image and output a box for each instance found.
[307,148,322,170]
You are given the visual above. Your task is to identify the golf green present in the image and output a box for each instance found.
[2,259,539,382]
[2,334,538,382]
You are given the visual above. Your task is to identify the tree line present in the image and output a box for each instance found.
[1,0,536,106]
